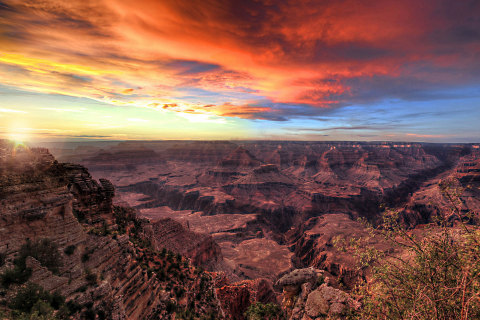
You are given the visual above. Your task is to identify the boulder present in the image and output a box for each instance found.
[305,284,358,318]
[277,268,319,287]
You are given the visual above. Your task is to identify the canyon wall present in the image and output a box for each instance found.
[0,141,223,319]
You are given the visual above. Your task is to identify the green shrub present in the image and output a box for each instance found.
[166,300,177,313]
[83,308,96,320]
[97,309,106,320]
[85,269,97,286]
[73,209,86,223]
[244,302,284,320]
[174,286,185,298]
[50,291,65,309]
[30,300,54,317]
[316,275,325,287]
[113,206,135,234]
[75,285,88,293]
[157,270,166,281]
[17,239,62,274]
[81,252,90,263]
[0,265,32,288]
[66,300,82,314]
[8,282,62,313]
[0,252,5,267]
[63,245,76,256]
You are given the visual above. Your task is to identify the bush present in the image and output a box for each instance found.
[63,245,76,256]
[73,209,86,223]
[81,248,94,263]
[351,180,480,320]
[17,239,62,274]
[66,300,82,314]
[66,300,83,314]
[50,291,65,309]
[0,265,32,288]
[1,239,61,288]
[0,252,5,267]
[174,286,185,298]
[85,269,97,286]
[81,252,90,262]
[166,300,177,313]
[30,300,54,317]
[113,206,135,234]
[160,248,167,257]
[244,302,283,320]
[8,282,65,314]
[83,308,96,320]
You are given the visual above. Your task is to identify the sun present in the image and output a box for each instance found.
[8,133,29,148]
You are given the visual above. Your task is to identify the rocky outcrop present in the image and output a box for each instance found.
[148,218,223,269]
[304,284,360,319]
[64,163,115,219]
[219,147,262,168]
[276,268,359,320]
[215,278,277,320]
[233,164,295,187]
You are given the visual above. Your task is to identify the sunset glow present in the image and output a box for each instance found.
[0,0,479,141]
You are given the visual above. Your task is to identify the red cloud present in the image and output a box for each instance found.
[0,0,479,118]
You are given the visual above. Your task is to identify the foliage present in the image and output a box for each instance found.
[113,205,135,234]
[81,247,94,263]
[0,264,32,288]
[85,269,97,286]
[72,209,86,223]
[351,179,480,320]
[0,251,5,267]
[18,239,62,274]
[1,239,62,288]
[8,282,67,319]
[63,245,76,256]
[244,302,284,320]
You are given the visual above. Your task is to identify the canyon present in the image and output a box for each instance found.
[2,139,480,319]
[50,140,480,286]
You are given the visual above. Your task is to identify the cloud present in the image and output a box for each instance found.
[406,133,450,139]
[39,107,85,113]
[127,118,149,123]
[156,102,277,120]
[0,0,479,122]
[0,107,27,113]
[286,125,395,132]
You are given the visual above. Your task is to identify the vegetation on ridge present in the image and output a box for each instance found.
[347,179,480,320]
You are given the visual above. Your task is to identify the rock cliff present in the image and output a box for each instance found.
[0,141,223,319]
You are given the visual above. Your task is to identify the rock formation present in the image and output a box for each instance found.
[276,268,359,320]
[148,217,223,269]
[0,141,223,319]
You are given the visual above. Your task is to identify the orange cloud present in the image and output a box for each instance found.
[406,133,450,139]
[0,0,479,120]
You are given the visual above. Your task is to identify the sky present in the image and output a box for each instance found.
[0,0,479,142]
